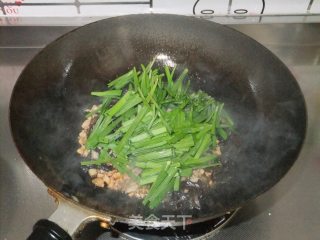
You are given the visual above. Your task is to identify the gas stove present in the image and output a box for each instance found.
[1,24,320,240]
[74,211,235,240]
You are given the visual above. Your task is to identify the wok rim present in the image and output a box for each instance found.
[9,14,307,226]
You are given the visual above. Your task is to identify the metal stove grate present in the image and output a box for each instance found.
[74,211,236,240]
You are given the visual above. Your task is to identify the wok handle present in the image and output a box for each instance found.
[26,194,111,240]
[27,219,71,240]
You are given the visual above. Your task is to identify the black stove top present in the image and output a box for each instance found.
[75,212,236,240]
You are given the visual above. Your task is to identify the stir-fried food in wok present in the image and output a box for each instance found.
[77,62,234,209]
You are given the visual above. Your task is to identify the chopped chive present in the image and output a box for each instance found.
[217,127,228,140]
[81,63,234,209]
[145,165,178,208]
[149,178,175,209]
[108,70,134,89]
[135,161,167,169]
[86,115,112,149]
[180,168,193,177]
[130,126,167,143]
[115,105,149,153]
[115,94,142,117]
[132,133,170,149]
[140,168,162,178]
[91,89,122,97]
[173,134,194,149]
[135,148,174,162]
[139,175,158,185]
[194,133,211,159]
[106,91,133,117]
[174,176,180,191]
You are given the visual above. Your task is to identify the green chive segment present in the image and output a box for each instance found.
[81,62,234,209]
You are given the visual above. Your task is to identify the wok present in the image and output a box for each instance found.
[9,14,306,239]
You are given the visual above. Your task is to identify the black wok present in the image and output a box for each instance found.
[9,14,306,238]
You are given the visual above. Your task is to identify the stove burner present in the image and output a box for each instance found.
[75,211,237,240]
